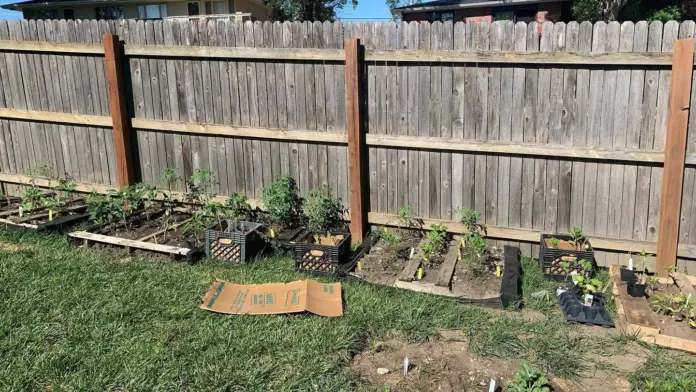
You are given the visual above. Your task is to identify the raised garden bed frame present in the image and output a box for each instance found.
[68,209,197,260]
[610,264,696,353]
[0,197,90,230]
[349,235,522,309]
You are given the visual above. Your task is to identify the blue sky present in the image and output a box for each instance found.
[0,0,21,19]
[337,1,393,21]
[0,0,393,21]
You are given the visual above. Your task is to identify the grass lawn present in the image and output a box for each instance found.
[0,229,695,391]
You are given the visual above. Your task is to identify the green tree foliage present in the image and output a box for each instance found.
[572,0,601,22]
[263,0,357,21]
[620,0,681,22]
[572,0,682,23]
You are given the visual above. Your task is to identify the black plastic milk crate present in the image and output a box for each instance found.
[539,234,595,281]
[295,231,351,275]
[205,220,265,264]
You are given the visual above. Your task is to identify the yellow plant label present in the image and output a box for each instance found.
[417,268,423,280]
[48,209,53,222]
[496,265,501,277]
[457,248,462,261]
[357,261,362,271]
[270,229,275,238]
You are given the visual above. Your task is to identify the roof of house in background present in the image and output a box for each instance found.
[2,0,268,11]
[2,0,128,11]
[393,0,572,15]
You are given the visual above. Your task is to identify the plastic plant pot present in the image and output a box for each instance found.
[620,266,636,282]
[627,278,647,298]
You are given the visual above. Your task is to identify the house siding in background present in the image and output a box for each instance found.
[398,0,571,24]
[9,0,272,21]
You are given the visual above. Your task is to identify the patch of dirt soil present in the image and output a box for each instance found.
[351,326,649,392]
[647,284,696,341]
[356,238,421,286]
[350,330,521,392]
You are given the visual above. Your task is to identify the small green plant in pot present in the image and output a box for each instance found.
[262,175,301,228]
[548,237,560,249]
[508,361,551,392]
[302,186,343,232]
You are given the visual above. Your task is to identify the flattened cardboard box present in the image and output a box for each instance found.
[201,279,343,317]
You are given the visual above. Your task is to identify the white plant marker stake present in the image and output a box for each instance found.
[18,206,23,218]
[488,379,496,392]
[628,256,633,271]
[409,247,415,260]
[403,357,409,376]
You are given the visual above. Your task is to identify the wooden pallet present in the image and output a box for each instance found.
[350,237,514,307]
[610,265,696,353]
[0,200,89,230]
[68,210,195,259]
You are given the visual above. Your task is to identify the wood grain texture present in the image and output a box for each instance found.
[103,34,135,186]
[345,37,366,244]
[656,38,695,275]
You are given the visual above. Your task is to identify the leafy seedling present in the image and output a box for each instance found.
[262,175,301,226]
[225,193,252,221]
[186,169,216,205]
[548,237,560,249]
[379,227,402,245]
[507,361,551,392]
[421,223,448,266]
[568,227,586,250]
[302,186,343,232]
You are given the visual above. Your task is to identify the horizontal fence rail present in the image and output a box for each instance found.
[4,107,696,164]
[0,39,686,65]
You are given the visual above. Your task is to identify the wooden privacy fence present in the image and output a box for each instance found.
[1,18,696,272]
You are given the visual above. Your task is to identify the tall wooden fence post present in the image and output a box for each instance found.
[345,38,367,244]
[103,34,135,187]
[656,38,695,276]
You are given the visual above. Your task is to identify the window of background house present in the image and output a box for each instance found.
[33,9,59,19]
[187,1,200,16]
[430,11,453,22]
[493,10,514,21]
[515,6,537,23]
[138,4,167,19]
[204,0,229,15]
[95,6,124,19]
[62,8,75,19]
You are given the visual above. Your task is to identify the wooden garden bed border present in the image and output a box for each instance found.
[68,210,195,259]
[610,265,696,354]
[0,198,90,230]
[351,236,504,305]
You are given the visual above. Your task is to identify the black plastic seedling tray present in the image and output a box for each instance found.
[500,246,523,309]
[557,289,614,327]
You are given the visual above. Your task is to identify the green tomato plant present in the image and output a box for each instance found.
[225,193,253,221]
[302,186,343,232]
[262,175,301,226]
[421,223,448,266]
